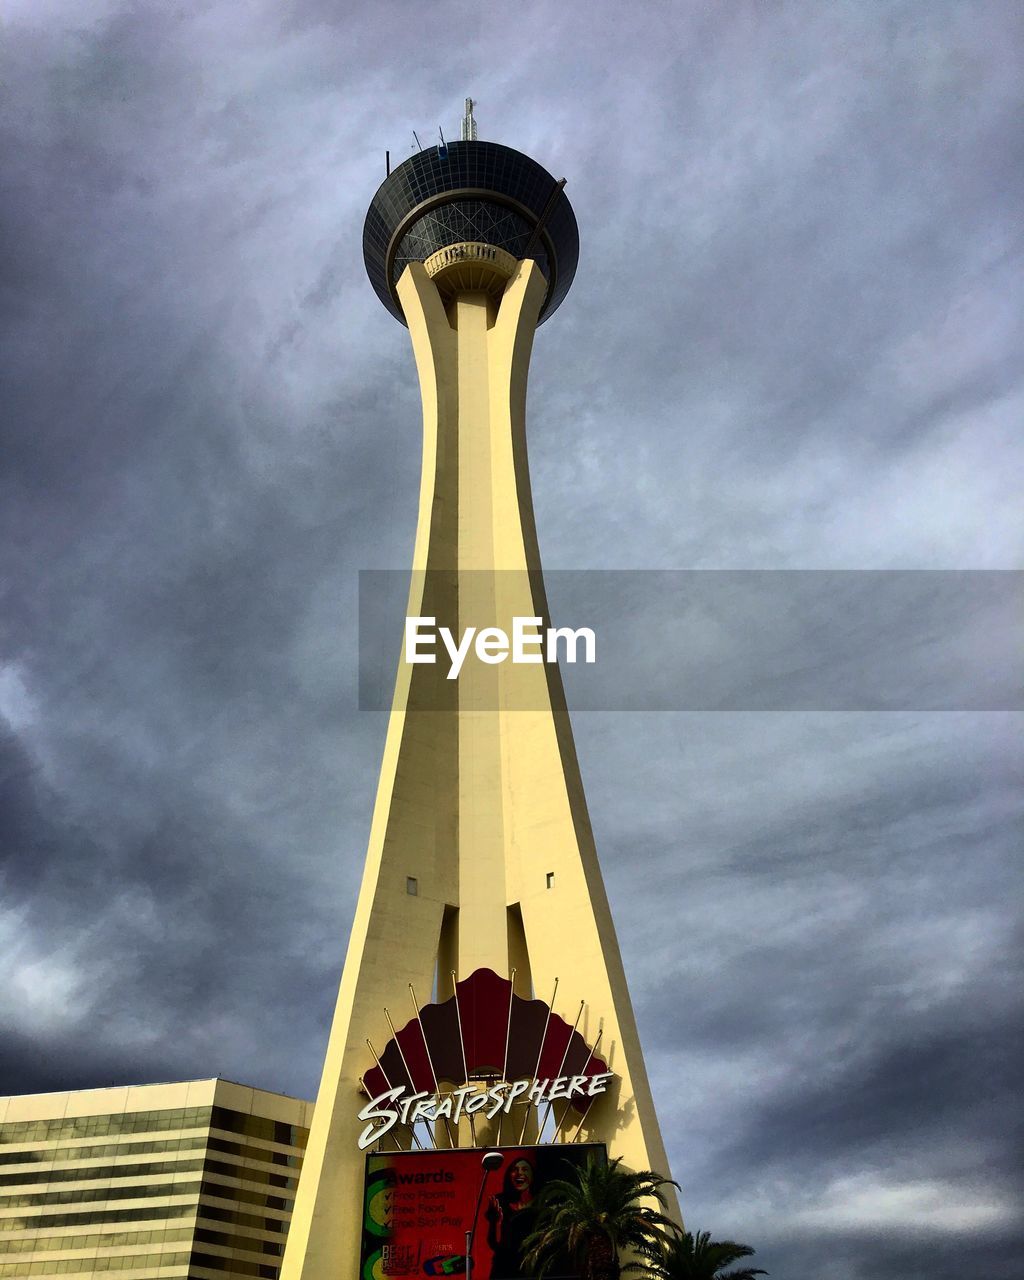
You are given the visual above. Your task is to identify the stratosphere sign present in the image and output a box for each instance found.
[357,1073,614,1150]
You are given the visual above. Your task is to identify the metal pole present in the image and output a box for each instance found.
[467,1153,503,1276]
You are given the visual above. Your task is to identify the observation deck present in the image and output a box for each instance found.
[362,140,579,325]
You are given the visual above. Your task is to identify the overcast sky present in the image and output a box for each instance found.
[2,3,1022,1278]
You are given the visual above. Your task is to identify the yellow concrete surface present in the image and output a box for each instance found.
[0,1079,312,1128]
[280,256,678,1280]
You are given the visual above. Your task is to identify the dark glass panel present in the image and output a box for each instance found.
[206,1137,300,1168]
[202,1158,296,1189]
[0,1225,193,1252]
[392,200,550,286]
[0,1255,191,1276]
[0,1135,208,1166]
[190,1251,278,1278]
[0,1203,196,1231]
[0,1107,213,1145]
[0,1158,205,1186]
[208,1109,307,1149]
[194,1227,283,1256]
[198,1178,291,1211]
[195,1205,286,1233]
[0,1180,203,1207]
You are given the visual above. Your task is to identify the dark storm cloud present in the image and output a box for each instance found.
[2,2,1022,1278]
[730,1005,1024,1182]
[574,710,1022,1276]
[772,1230,1024,1280]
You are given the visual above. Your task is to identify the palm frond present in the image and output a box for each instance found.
[522,1156,680,1279]
[628,1227,766,1279]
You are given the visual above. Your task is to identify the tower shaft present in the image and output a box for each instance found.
[280,259,675,1280]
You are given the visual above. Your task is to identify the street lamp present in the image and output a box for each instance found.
[466,1151,504,1279]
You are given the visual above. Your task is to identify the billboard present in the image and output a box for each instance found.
[361,1144,606,1280]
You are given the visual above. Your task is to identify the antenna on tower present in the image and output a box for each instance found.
[412,130,423,152]
[461,98,478,142]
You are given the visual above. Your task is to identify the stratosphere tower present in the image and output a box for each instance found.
[280,102,678,1280]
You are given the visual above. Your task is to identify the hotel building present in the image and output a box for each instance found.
[0,1079,312,1280]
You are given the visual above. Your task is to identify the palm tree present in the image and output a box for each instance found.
[634,1229,766,1280]
[521,1155,678,1280]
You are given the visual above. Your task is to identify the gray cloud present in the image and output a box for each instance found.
[2,1,1022,1276]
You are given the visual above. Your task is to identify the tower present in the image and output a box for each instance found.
[281,123,677,1280]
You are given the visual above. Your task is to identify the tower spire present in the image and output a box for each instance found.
[461,96,478,141]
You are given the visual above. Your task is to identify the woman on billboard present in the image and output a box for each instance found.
[485,1154,538,1278]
